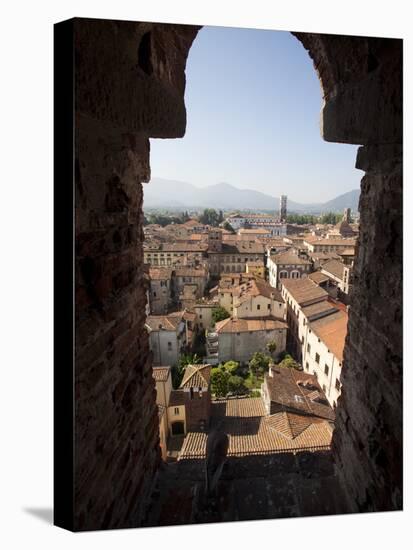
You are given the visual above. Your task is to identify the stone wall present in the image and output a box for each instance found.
[73,18,199,531]
[72,19,402,530]
[295,33,402,512]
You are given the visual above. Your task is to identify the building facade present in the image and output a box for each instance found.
[267,250,312,289]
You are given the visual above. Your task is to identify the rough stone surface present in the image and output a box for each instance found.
[73,18,402,530]
[74,18,199,531]
[143,452,350,527]
[295,32,402,512]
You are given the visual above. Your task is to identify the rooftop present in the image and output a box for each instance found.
[215,317,288,334]
[308,271,331,284]
[153,366,171,382]
[180,364,212,389]
[304,237,356,247]
[236,278,283,304]
[321,259,345,280]
[146,311,185,332]
[310,310,348,362]
[178,396,333,460]
[269,251,311,265]
[281,278,328,305]
[149,267,173,280]
[265,368,335,421]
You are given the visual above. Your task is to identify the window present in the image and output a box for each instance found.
[190,388,194,400]
[153,291,157,297]
[257,304,261,310]
[167,342,172,350]
[324,364,329,376]
[307,343,311,353]
[199,314,202,319]
[174,407,179,415]
[267,304,271,310]
[335,378,341,391]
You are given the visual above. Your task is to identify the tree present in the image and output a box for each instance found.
[178,353,202,368]
[211,367,230,397]
[212,306,230,324]
[221,360,239,374]
[227,375,246,395]
[199,208,220,227]
[277,354,301,370]
[319,212,342,225]
[266,340,278,357]
[248,352,271,377]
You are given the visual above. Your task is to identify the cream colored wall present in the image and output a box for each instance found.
[301,324,342,408]
[155,375,173,408]
[167,404,187,435]
[194,305,214,329]
[219,291,234,314]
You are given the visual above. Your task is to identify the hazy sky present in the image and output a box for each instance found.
[150,26,362,203]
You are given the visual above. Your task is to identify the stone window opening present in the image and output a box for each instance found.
[70,23,402,529]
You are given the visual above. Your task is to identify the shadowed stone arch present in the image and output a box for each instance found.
[70,18,402,530]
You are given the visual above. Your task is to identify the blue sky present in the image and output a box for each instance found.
[150,26,362,203]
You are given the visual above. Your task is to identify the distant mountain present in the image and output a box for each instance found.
[143,177,360,213]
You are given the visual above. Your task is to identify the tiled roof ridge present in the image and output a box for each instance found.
[180,364,210,388]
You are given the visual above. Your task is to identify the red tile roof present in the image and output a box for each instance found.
[180,364,212,389]
[215,317,288,334]
[178,397,333,460]
[310,310,348,361]
[153,366,171,382]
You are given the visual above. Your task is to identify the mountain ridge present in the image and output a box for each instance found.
[143,177,360,213]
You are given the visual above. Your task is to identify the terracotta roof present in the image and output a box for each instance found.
[269,251,311,265]
[182,310,196,322]
[146,311,184,331]
[281,278,328,305]
[301,300,338,320]
[266,411,314,439]
[218,241,265,254]
[321,259,345,280]
[153,366,171,382]
[308,271,331,284]
[178,397,333,460]
[305,238,356,247]
[338,248,355,256]
[236,278,283,304]
[149,267,173,280]
[162,243,208,252]
[215,317,288,334]
[180,364,212,389]
[265,368,335,421]
[309,252,341,262]
[309,310,348,362]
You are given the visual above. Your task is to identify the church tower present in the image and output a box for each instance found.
[207,228,222,252]
[279,195,287,222]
